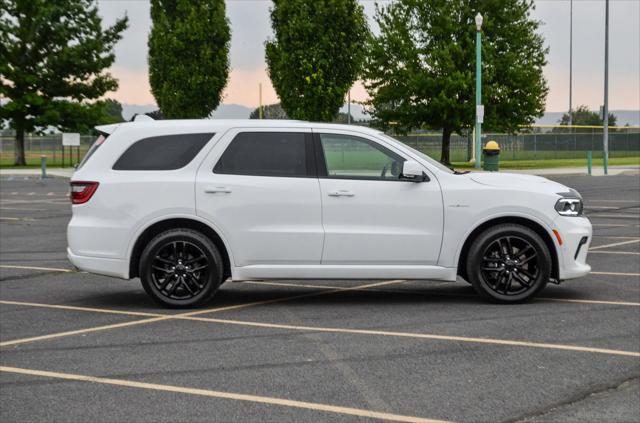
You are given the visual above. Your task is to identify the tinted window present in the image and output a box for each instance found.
[78,133,107,170]
[319,134,405,180]
[214,132,312,177]
[113,133,213,171]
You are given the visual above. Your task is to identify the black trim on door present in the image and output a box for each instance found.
[312,132,328,178]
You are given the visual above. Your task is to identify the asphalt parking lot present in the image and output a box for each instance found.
[1,172,639,423]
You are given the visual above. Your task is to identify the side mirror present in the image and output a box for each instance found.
[401,160,429,182]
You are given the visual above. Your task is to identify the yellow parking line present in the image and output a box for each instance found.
[0,265,74,272]
[590,239,640,250]
[589,251,640,255]
[0,317,170,347]
[244,281,640,307]
[0,300,160,317]
[537,297,640,306]
[1,298,638,356]
[177,316,640,357]
[591,271,640,277]
[0,366,448,423]
[0,280,406,347]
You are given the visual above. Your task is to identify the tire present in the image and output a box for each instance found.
[465,224,551,303]
[139,228,224,308]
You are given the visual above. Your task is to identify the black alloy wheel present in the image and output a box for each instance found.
[140,229,223,308]
[151,240,209,300]
[466,224,551,303]
[480,236,539,296]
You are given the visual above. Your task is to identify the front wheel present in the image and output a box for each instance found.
[466,224,552,303]
[139,229,223,308]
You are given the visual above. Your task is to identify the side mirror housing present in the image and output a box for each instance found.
[401,160,429,182]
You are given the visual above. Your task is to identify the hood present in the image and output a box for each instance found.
[468,172,568,192]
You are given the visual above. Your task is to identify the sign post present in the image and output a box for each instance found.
[62,133,80,167]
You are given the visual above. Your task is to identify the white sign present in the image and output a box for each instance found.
[476,105,485,124]
[62,133,80,147]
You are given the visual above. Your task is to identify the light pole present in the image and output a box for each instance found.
[603,0,609,175]
[569,0,573,126]
[474,13,483,169]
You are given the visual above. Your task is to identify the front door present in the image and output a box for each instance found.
[196,128,323,267]
[316,131,444,265]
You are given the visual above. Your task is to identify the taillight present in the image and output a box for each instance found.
[70,181,99,204]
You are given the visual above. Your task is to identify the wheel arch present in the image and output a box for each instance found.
[456,216,559,281]
[128,217,232,280]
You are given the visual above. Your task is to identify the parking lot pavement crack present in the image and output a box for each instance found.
[504,375,640,423]
[282,307,393,413]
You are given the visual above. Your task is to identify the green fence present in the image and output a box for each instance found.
[393,126,640,162]
[1,125,638,166]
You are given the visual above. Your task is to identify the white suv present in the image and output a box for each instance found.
[67,120,592,307]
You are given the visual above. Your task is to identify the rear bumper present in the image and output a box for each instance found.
[67,248,129,279]
[553,216,592,280]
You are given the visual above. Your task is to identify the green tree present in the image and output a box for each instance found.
[559,105,617,127]
[103,99,125,123]
[0,0,127,165]
[249,103,288,119]
[148,0,230,119]
[364,0,548,164]
[266,0,369,121]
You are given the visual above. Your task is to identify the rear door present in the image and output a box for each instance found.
[315,130,444,265]
[195,128,324,267]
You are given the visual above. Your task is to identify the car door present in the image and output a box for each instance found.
[195,128,323,267]
[315,131,444,265]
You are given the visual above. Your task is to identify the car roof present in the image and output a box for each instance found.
[96,119,382,137]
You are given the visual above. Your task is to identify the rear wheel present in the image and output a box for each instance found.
[139,229,223,308]
[466,224,551,303]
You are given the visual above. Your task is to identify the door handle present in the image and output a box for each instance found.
[205,187,232,194]
[328,190,355,197]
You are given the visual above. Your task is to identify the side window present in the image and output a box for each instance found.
[213,132,313,177]
[319,134,405,180]
[113,133,214,171]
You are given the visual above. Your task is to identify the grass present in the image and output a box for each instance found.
[452,156,640,170]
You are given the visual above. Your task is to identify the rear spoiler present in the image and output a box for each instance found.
[95,123,120,136]
[95,114,156,136]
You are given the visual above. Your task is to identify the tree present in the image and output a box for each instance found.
[148,0,230,119]
[103,99,125,123]
[265,0,369,122]
[559,105,617,127]
[0,0,127,165]
[364,0,548,164]
[249,103,288,119]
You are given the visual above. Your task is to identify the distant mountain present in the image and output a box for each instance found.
[121,103,638,126]
[536,110,640,126]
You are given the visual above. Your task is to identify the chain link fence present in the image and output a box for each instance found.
[391,126,640,162]
[0,134,94,166]
[1,126,638,166]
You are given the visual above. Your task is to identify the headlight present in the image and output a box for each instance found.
[555,197,583,216]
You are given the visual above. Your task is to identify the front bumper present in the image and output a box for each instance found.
[553,216,592,280]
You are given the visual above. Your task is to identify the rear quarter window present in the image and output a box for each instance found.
[113,133,214,171]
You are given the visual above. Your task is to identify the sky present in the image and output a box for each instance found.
[97,0,640,112]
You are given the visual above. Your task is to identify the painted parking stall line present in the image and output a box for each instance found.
[0,280,407,348]
[0,366,449,423]
[1,299,638,357]
[589,239,640,250]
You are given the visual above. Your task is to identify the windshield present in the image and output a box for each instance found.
[378,133,454,174]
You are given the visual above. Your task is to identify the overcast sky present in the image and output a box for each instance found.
[97,0,640,112]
